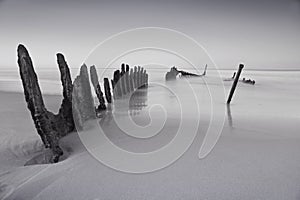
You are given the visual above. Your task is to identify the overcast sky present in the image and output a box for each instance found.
[0,0,299,69]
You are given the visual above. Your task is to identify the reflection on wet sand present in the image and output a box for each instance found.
[226,104,233,128]
[98,104,113,126]
[99,88,148,126]
[128,89,148,116]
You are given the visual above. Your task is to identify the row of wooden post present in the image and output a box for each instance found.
[111,63,148,99]
[90,63,149,113]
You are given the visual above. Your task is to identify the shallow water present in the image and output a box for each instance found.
[1,68,299,134]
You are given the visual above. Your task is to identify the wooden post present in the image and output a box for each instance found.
[140,68,144,87]
[111,79,115,89]
[121,63,125,76]
[90,65,106,111]
[113,70,121,99]
[145,73,148,87]
[112,71,116,98]
[104,78,112,103]
[137,66,141,88]
[125,71,130,94]
[17,44,79,162]
[134,66,138,89]
[142,70,146,87]
[125,64,130,93]
[120,64,126,95]
[126,64,129,72]
[227,64,244,104]
[129,68,134,92]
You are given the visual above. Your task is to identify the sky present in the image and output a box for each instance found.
[0,0,299,70]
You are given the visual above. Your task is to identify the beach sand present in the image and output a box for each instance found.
[1,70,300,199]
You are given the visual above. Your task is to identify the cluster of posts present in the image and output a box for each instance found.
[111,64,148,99]
[89,63,149,114]
[16,44,149,163]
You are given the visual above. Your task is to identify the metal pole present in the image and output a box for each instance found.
[227,64,244,104]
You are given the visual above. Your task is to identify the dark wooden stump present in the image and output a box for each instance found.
[17,44,76,163]
[120,64,126,96]
[104,78,112,103]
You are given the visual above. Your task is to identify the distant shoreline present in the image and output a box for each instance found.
[0,67,299,72]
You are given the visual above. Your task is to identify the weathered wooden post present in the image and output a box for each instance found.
[227,64,244,104]
[73,64,96,126]
[137,66,141,88]
[111,79,115,89]
[125,71,130,94]
[120,64,126,96]
[18,45,61,159]
[121,63,126,75]
[140,70,144,87]
[17,44,76,162]
[123,64,129,95]
[142,70,147,87]
[145,73,148,87]
[126,64,129,72]
[122,75,127,95]
[140,67,144,87]
[116,69,122,98]
[90,65,106,111]
[133,66,137,89]
[113,70,121,99]
[56,53,74,135]
[129,68,134,92]
[104,78,112,103]
[112,70,116,96]
[140,69,144,87]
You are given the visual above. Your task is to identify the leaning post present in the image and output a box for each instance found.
[227,64,244,104]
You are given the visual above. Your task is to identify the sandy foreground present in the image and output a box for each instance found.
[0,72,300,199]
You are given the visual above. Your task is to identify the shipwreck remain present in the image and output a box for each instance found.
[165,65,207,81]
[17,44,149,163]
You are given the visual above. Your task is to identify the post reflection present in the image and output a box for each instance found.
[128,89,148,116]
[226,104,233,128]
[99,88,148,126]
